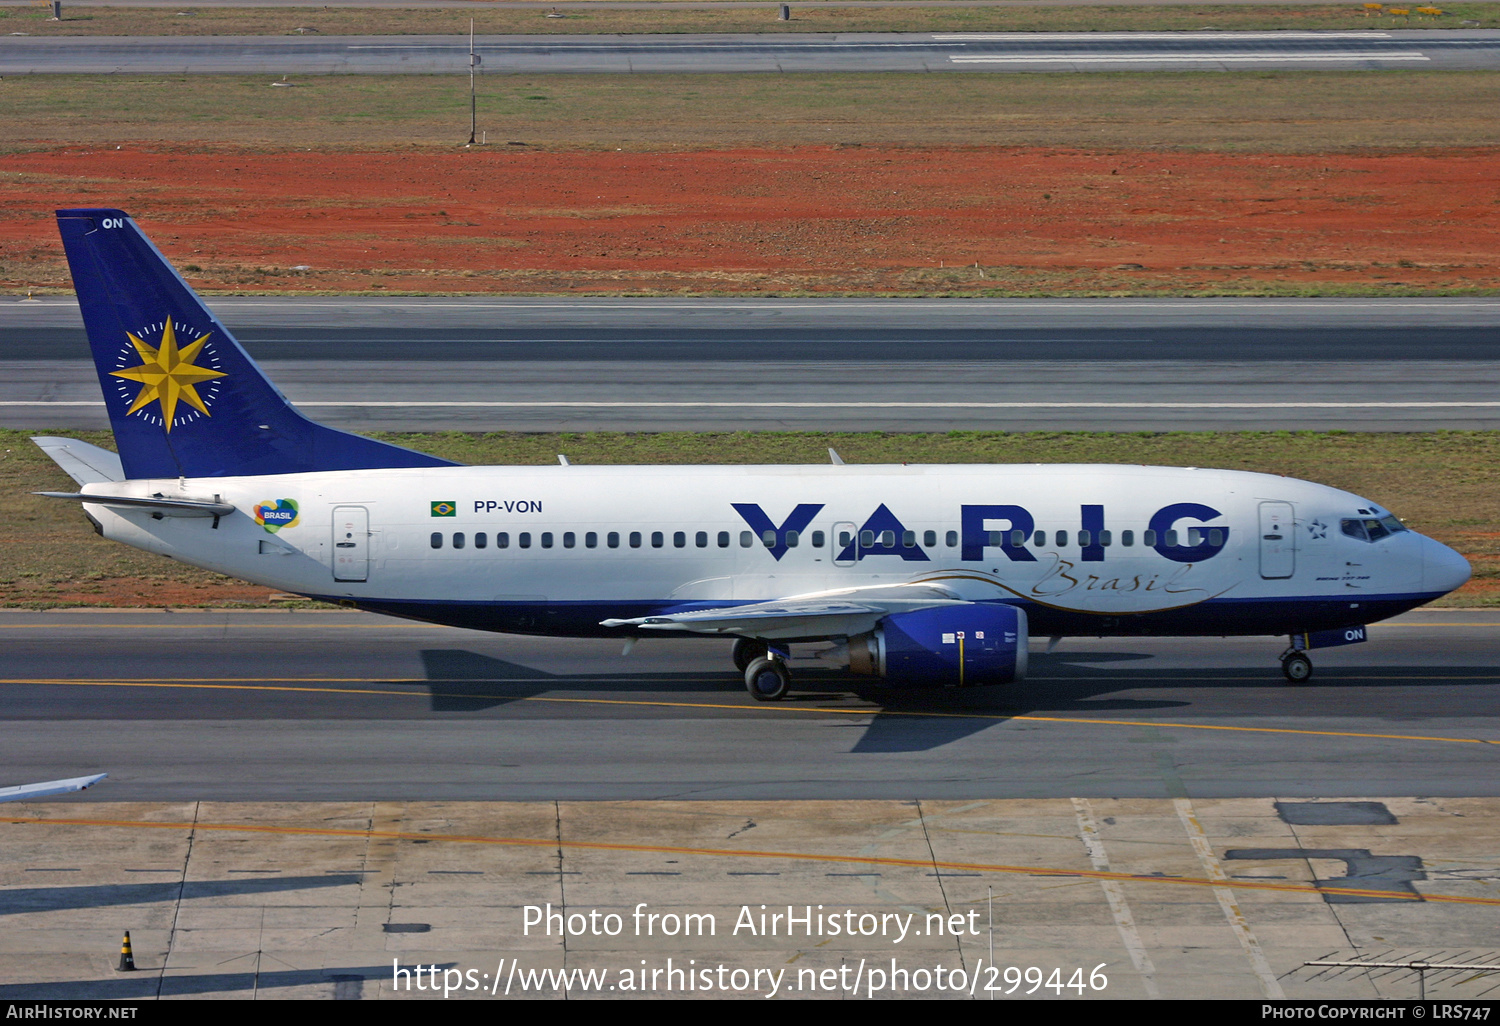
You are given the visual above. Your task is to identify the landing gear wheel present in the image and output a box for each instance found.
[744,656,790,701]
[1281,652,1313,685]
[732,637,768,673]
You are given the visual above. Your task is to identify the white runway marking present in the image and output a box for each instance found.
[1072,797,1161,1000]
[1174,798,1286,1000]
[934,32,1394,41]
[951,52,1429,64]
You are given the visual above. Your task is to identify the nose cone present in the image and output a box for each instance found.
[1423,536,1471,596]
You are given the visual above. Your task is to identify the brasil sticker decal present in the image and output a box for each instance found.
[431,501,457,517]
[254,499,300,533]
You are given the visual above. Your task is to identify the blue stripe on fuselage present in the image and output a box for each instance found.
[304,592,1445,640]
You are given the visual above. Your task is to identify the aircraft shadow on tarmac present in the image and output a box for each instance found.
[416,648,1499,755]
[0,963,441,1000]
[0,874,363,918]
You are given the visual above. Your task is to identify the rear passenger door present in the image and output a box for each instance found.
[333,506,369,582]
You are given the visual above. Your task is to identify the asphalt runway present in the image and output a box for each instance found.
[1,608,1497,801]
[5,296,1499,431]
[0,0,1401,8]
[4,29,1497,74]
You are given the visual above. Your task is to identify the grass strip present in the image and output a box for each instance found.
[2,428,1495,607]
[8,70,1500,151]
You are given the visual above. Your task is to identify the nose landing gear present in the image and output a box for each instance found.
[1280,650,1313,684]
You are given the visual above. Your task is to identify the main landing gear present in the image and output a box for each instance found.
[731,637,767,673]
[744,656,791,701]
[733,638,790,701]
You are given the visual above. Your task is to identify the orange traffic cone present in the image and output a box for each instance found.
[117,931,136,971]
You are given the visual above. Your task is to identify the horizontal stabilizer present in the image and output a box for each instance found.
[31,436,124,485]
[36,491,237,518]
[0,773,107,804]
[602,582,965,640]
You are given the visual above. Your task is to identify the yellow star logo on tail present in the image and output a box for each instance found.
[110,317,227,432]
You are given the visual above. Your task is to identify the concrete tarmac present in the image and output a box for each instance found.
[1,608,1496,801]
[4,29,1498,75]
[2,796,1498,1000]
[6,296,1500,431]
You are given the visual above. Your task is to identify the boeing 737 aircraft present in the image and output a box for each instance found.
[34,210,1472,699]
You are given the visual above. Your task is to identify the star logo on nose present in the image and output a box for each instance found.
[1308,519,1328,539]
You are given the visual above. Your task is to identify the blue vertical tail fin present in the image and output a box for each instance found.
[56,209,457,480]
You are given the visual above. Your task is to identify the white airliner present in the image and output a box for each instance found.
[35,210,1471,699]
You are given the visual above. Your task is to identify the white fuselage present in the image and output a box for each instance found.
[78,463,1468,639]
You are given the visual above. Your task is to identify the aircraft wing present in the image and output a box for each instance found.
[601,582,966,640]
[0,773,107,804]
[31,436,124,485]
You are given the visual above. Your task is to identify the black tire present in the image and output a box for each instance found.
[732,637,767,673]
[1282,652,1313,684]
[744,656,790,701]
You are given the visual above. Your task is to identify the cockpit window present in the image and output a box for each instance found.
[1341,515,1408,543]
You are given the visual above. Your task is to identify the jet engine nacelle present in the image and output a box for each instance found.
[847,604,1028,686]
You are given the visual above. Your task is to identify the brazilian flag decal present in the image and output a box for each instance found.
[430,500,457,517]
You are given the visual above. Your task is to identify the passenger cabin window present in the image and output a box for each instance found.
[498,532,510,549]
[519,532,532,549]
[453,532,465,549]
[586,532,598,549]
[630,532,643,549]
[1056,530,1069,547]
[1099,530,1112,547]
[786,530,800,548]
[608,532,620,549]
[541,532,553,549]
[475,532,487,549]
[946,531,958,548]
[430,532,443,549]
[762,530,776,548]
[1033,531,1046,546]
[859,530,874,548]
[1078,530,1091,547]
[924,530,937,547]
[564,532,576,549]
[1121,530,1134,547]
[1143,530,1157,547]
[675,531,687,548]
[741,531,754,548]
[812,530,825,548]
[651,531,664,549]
[902,531,916,548]
[696,531,708,548]
[718,531,730,548]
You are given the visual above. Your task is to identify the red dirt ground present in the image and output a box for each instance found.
[2,146,1496,293]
